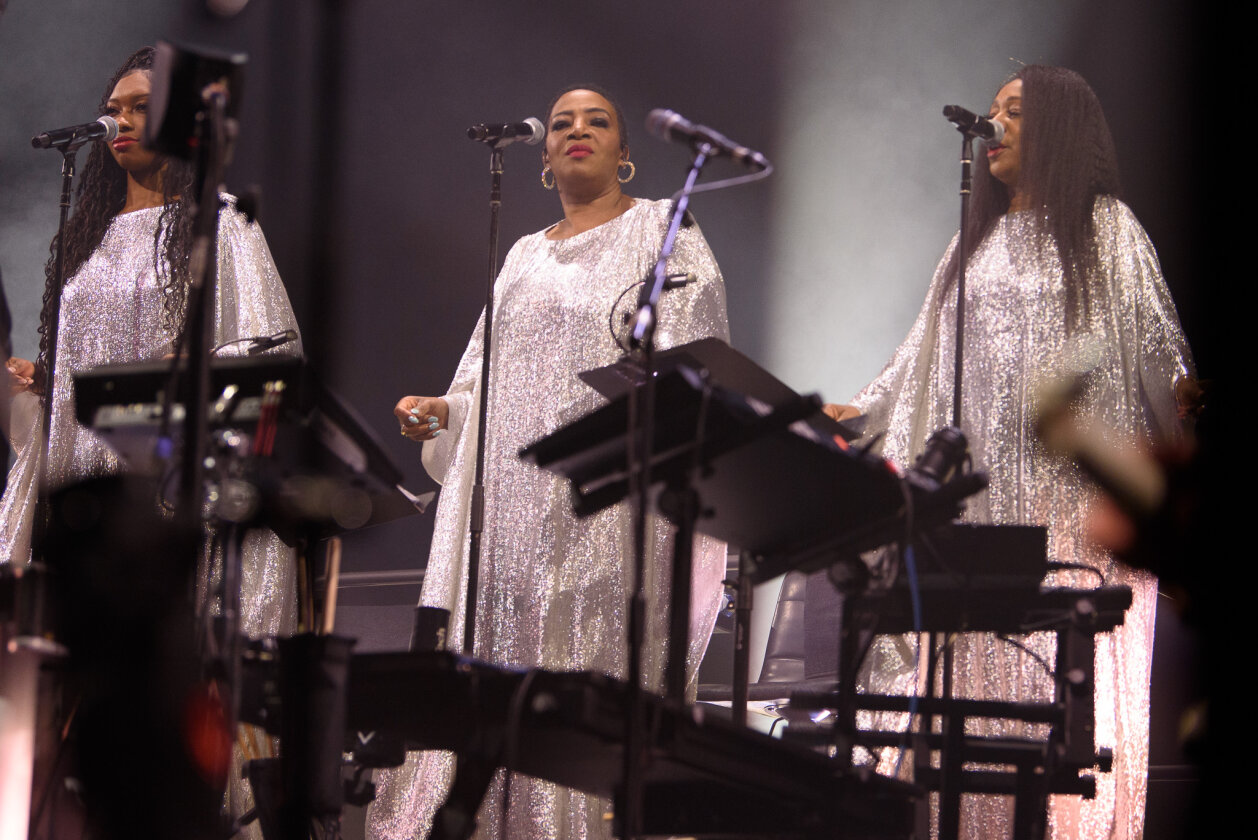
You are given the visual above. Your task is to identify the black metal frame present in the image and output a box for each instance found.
[799,584,1132,840]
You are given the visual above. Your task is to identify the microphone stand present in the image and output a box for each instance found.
[463,140,511,655]
[930,124,978,840]
[29,144,83,559]
[176,88,241,730]
[622,141,712,840]
[951,129,974,430]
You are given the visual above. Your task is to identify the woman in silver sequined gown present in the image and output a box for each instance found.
[0,49,300,833]
[373,87,729,840]
[1,48,300,639]
[827,67,1193,840]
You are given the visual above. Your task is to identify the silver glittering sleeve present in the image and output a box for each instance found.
[853,198,1192,459]
[1,198,301,586]
[370,199,730,840]
[847,197,1192,840]
[213,197,305,360]
[0,198,301,840]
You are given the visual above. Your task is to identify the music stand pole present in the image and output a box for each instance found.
[732,551,754,726]
[622,142,711,839]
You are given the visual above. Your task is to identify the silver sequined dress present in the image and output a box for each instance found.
[851,198,1192,840]
[369,199,730,840]
[0,198,301,639]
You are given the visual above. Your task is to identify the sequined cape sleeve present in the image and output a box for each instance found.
[212,198,304,360]
[206,200,303,643]
[0,199,302,580]
[1089,198,1192,441]
[853,199,1192,462]
[848,233,959,458]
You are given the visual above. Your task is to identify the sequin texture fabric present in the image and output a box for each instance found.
[0,199,302,834]
[369,199,730,840]
[2,199,301,642]
[851,198,1193,840]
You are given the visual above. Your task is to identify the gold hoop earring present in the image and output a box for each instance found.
[618,160,636,184]
[541,165,555,190]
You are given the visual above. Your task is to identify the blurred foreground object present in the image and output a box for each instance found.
[1036,374,1213,618]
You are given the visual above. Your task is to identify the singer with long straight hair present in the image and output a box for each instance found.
[0,46,301,824]
[825,66,1194,839]
[370,86,730,840]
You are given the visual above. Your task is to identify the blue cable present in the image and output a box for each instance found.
[892,542,925,779]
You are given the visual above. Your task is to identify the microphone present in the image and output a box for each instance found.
[31,116,119,150]
[245,329,299,356]
[941,105,1004,144]
[645,109,769,170]
[467,118,545,146]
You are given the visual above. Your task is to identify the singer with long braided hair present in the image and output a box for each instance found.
[2,46,300,574]
[1,45,303,834]
[825,65,1195,839]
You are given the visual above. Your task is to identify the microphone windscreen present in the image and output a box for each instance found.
[523,117,546,145]
[645,109,685,142]
[98,116,119,142]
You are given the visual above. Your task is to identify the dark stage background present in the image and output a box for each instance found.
[0,2,1216,834]
[0,0,800,596]
[0,0,1213,592]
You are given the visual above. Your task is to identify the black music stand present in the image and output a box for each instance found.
[793,578,1132,840]
[74,356,425,836]
[74,356,424,542]
[521,338,905,723]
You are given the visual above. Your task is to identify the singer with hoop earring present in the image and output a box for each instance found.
[374,85,730,840]
[823,66,1194,839]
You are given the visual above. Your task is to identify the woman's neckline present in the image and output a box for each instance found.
[544,197,638,242]
[115,203,167,218]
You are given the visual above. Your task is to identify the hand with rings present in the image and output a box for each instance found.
[395,395,450,442]
[7,357,35,397]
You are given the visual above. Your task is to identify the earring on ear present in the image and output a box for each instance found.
[617,159,636,184]
[541,164,556,190]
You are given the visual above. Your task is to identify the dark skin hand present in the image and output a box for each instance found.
[7,357,34,396]
[821,403,861,423]
[394,395,450,442]
[1175,376,1206,421]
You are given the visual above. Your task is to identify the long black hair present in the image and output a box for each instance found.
[946,65,1121,330]
[37,46,197,384]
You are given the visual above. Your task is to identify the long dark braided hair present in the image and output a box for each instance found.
[36,46,197,386]
[944,65,1122,331]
